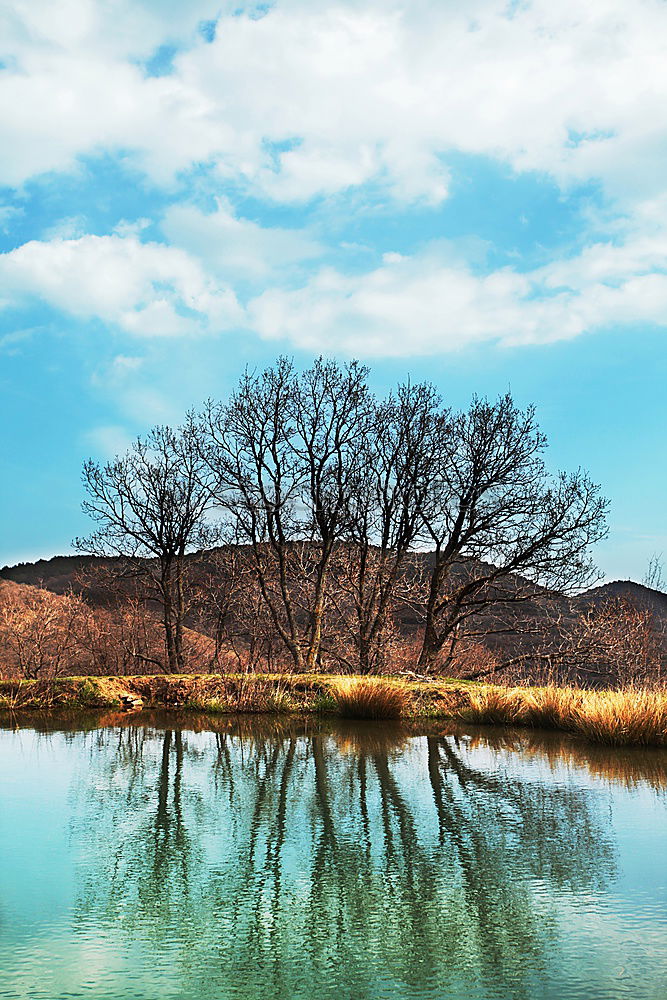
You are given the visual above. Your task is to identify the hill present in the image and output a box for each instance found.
[0,573,215,678]
[6,552,666,621]
[576,580,667,620]
[2,552,666,683]
[0,555,119,594]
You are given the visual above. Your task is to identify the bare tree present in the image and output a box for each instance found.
[416,394,608,672]
[563,597,665,685]
[68,360,609,680]
[333,382,442,672]
[188,545,267,671]
[76,424,217,672]
[292,357,373,667]
[202,357,373,671]
[644,553,665,592]
[202,359,308,669]
[495,596,667,687]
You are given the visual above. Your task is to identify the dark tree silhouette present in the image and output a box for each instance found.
[202,357,373,671]
[416,394,608,671]
[331,381,442,672]
[76,424,217,672]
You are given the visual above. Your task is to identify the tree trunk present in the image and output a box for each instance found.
[417,553,447,672]
[163,613,178,673]
[161,563,178,673]
[358,635,371,675]
[174,555,185,672]
[306,565,329,670]
[417,620,443,672]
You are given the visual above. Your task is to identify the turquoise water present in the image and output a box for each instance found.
[0,714,666,1000]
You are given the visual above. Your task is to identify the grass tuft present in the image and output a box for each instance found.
[462,687,526,726]
[329,677,410,720]
[460,683,667,747]
[568,686,667,747]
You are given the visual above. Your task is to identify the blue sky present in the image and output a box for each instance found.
[1,0,666,582]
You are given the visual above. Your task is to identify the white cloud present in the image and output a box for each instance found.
[247,229,667,355]
[3,210,667,356]
[90,354,144,389]
[41,215,88,240]
[162,198,324,280]
[0,234,243,335]
[2,0,667,207]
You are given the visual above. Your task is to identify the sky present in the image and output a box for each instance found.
[0,0,665,582]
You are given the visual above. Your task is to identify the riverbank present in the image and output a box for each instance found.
[1,673,666,747]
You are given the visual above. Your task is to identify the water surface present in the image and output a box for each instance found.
[0,713,666,1000]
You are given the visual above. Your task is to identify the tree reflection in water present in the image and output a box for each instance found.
[69,718,621,1000]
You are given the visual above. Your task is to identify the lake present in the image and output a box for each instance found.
[0,713,665,1000]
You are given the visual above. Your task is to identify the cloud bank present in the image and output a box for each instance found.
[1,0,667,355]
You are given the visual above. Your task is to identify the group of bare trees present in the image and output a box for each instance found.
[0,583,169,679]
[538,597,665,687]
[69,357,612,676]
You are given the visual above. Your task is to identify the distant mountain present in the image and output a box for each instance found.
[5,553,665,613]
[575,580,667,623]
[0,555,117,594]
[2,553,666,682]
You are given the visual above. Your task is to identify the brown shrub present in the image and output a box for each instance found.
[0,585,84,678]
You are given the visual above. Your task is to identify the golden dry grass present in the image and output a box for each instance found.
[460,683,667,747]
[2,672,666,747]
[461,686,526,726]
[329,676,411,719]
[569,687,667,746]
